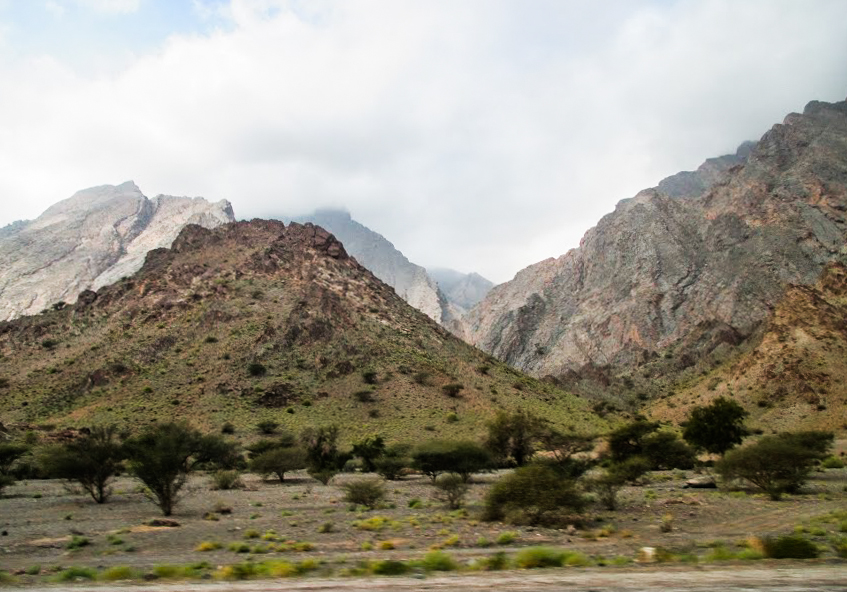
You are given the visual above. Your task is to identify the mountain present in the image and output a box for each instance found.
[650,262,847,434]
[429,268,495,312]
[0,219,602,441]
[292,210,456,324]
[461,98,847,410]
[0,182,234,321]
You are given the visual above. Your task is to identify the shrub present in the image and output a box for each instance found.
[195,541,222,551]
[256,420,279,435]
[362,370,378,385]
[301,425,346,473]
[123,422,239,515]
[248,362,267,377]
[716,432,833,500]
[56,567,97,581]
[341,478,387,509]
[515,547,564,568]
[496,531,518,545]
[220,422,236,435]
[309,469,338,485]
[682,397,748,456]
[374,450,409,481]
[250,447,307,482]
[483,464,585,526]
[353,390,375,403]
[641,431,696,470]
[821,455,845,469]
[442,383,464,398]
[762,535,819,559]
[434,474,469,509]
[420,550,458,571]
[210,470,244,490]
[101,566,136,581]
[66,535,90,550]
[371,560,410,575]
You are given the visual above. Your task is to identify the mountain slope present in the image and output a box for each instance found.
[650,262,847,433]
[293,210,454,324]
[0,220,602,442]
[0,182,234,321]
[462,99,847,395]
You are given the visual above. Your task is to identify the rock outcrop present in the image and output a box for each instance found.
[462,99,847,386]
[0,181,234,320]
[292,209,455,324]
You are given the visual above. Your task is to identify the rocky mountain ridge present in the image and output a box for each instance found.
[0,182,234,321]
[428,268,494,313]
[460,98,847,398]
[0,219,599,440]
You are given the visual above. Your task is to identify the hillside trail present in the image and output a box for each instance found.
[9,564,847,592]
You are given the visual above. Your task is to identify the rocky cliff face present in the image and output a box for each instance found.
[0,181,234,320]
[462,99,847,386]
[293,210,456,324]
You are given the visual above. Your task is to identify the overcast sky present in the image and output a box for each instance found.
[1,0,846,283]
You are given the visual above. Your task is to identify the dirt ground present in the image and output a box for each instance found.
[1,467,845,585]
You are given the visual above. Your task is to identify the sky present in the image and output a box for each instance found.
[0,1,846,283]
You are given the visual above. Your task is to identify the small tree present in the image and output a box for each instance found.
[246,434,297,459]
[484,410,544,467]
[715,432,832,500]
[39,425,124,503]
[351,435,386,472]
[123,422,238,515]
[586,457,651,511]
[256,420,279,435]
[250,447,307,482]
[483,464,585,526]
[641,431,696,470]
[682,397,748,456]
[412,440,491,483]
[0,443,28,495]
[607,420,660,462]
[434,474,469,509]
[538,430,595,478]
[301,425,347,484]
[374,444,411,480]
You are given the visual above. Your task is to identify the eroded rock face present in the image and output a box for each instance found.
[463,99,847,381]
[0,182,234,320]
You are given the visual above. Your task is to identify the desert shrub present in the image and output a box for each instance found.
[351,434,386,472]
[514,547,565,568]
[353,390,375,403]
[56,567,97,581]
[821,456,845,469]
[832,537,847,559]
[420,550,458,571]
[483,552,510,570]
[370,560,410,575]
[248,362,267,377]
[220,422,236,435]
[586,457,649,511]
[496,531,518,545]
[641,431,696,470]
[413,371,431,385]
[250,447,307,482]
[0,443,28,494]
[682,397,748,456]
[39,425,125,503]
[484,410,544,467]
[101,566,136,581]
[412,440,490,482]
[362,370,378,385]
[341,478,386,509]
[210,470,244,490]
[483,464,586,526]
[762,535,819,559]
[537,431,595,478]
[123,422,238,515]
[309,469,337,485]
[434,473,469,509]
[256,420,279,435]
[442,383,464,398]
[716,432,833,500]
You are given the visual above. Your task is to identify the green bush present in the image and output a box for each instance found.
[341,478,386,509]
[370,560,410,575]
[420,550,458,571]
[483,464,585,526]
[0,442,28,494]
[821,456,845,469]
[55,567,97,581]
[762,535,819,559]
[412,440,490,482]
[484,410,544,467]
[101,566,136,581]
[248,362,267,377]
[515,547,564,568]
[256,420,278,435]
[351,435,386,472]
[682,397,748,456]
[442,383,464,398]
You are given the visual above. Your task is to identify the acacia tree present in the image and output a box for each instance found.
[124,422,238,515]
[0,443,28,495]
[40,425,124,503]
[683,397,748,456]
[484,410,544,467]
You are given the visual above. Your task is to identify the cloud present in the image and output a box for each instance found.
[0,0,846,283]
[74,0,141,13]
